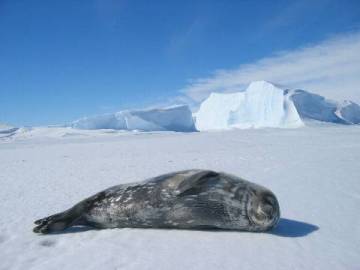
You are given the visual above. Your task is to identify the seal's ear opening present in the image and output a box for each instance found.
[177,170,219,196]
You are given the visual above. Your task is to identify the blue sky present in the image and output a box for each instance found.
[1,0,360,126]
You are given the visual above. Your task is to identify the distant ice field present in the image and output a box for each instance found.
[0,125,359,270]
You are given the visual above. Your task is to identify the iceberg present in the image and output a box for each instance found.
[72,105,196,132]
[70,81,360,133]
[195,81,304,130]
[291,90,360,124]
[195,81,360,131]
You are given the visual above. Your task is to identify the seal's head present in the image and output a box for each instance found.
[246,189,280,231]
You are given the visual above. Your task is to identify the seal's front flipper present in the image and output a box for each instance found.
[177,170,219,197]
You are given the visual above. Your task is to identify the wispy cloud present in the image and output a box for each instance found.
[167,15,210,57]
[181,31,360,103]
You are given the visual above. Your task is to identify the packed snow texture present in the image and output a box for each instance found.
[1,125,359,270]
[195,81,360,130]
[71,105,196,132]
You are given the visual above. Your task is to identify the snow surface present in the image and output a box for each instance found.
[1,125,360,270]
[71,105,196,132]
[195,81,360,130]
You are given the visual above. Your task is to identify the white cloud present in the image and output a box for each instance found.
[181,31,360,104]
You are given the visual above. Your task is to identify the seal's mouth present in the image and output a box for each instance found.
[247,192,280,231]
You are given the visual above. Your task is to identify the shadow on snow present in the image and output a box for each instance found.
[270,218,319,237]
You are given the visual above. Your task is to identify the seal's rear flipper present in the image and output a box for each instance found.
[33,191,106,234]
[33,210,81,234]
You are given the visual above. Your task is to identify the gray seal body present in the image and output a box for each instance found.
[33,170,280,234]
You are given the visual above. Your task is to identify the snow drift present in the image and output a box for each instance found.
[72,105,196,132]
[195,81,360,131]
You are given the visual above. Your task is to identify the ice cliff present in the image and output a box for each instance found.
[290,90,360,125]
[71,105,196,132]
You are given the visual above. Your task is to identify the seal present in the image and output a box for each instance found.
[33,170,280,234]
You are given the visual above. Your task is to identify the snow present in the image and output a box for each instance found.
[1,125,360,270]
[195,81,360,130]
[195,81,304,130]
[71,105,196,132]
